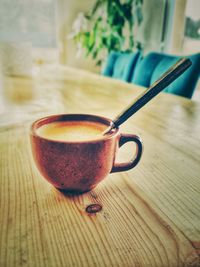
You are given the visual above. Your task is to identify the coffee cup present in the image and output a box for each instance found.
[30,114,143,193]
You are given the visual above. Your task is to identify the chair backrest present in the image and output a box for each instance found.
[102,50,142,82]
[132,52,200,99]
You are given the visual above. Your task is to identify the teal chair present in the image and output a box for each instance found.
[102,50,142,82]
[132,52,200,99]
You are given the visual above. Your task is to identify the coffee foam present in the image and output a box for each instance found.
[36,121,108,142]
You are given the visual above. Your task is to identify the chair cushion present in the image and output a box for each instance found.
[101,51,119,77]
[132,52,164,86]
[151,53,200,98]
[102,51,141,82]
[132,52,200,98]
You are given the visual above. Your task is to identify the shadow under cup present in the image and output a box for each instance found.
[30,114,143,193]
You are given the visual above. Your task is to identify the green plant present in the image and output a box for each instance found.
[69,0,143,66]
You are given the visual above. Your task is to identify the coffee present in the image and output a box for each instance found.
[36,121,107,142]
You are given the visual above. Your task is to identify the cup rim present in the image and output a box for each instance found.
[30,113,119,144]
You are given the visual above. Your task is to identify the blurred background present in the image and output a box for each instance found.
[0,0,199,100]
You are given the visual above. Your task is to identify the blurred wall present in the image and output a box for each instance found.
[168,0,187,54]
[57,0,99,72]
[137,0,166,54]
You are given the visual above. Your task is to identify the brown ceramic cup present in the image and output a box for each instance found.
[30,114,143,193]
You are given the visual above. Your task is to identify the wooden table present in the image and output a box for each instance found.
[0,65,200,267]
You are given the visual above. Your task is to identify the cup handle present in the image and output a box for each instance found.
[111,134,143,173]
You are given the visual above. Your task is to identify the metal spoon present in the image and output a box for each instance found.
[104,57,192,134]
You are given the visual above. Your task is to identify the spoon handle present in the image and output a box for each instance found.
[111,57,192,130]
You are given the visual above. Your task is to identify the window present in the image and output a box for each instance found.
[182,0,200,54]
[0,0,59,64]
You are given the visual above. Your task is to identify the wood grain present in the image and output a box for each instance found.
[0,65,200,267]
